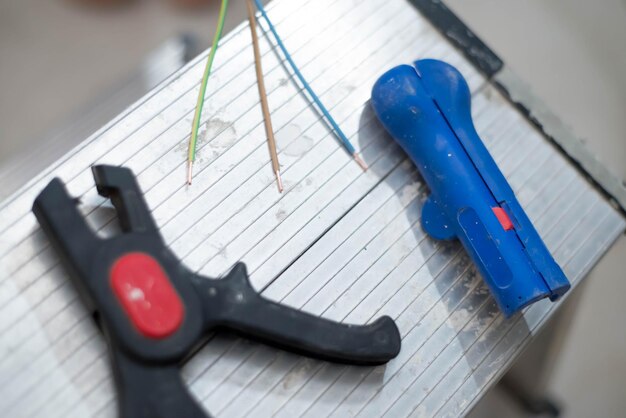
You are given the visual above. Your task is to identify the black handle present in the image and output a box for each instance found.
[194,263,401,365]
[110,345,209,418]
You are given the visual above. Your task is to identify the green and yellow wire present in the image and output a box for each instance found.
[187,0,229,185]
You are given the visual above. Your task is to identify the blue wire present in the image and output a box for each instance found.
[253,0,356,156]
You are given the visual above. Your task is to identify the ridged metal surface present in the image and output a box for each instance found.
[0,0,623,416]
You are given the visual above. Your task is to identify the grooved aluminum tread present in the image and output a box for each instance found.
[0,0,623,417]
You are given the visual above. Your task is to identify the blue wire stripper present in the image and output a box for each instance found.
[371,59,570,317]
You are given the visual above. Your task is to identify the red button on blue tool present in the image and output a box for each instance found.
[110,252,184,338]
[492,207,514,231]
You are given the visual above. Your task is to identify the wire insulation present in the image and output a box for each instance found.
[252,0,366,170]
[187,0,229,185]
[247,0,283,192]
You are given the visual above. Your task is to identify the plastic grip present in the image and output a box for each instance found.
[371,59,570,317]
[194,263,401,365]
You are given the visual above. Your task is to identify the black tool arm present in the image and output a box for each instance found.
[32,179,102,309]
[32,179,101,264]
[110,344,208,418]
[193,263,401,366]
[92,165,160,235]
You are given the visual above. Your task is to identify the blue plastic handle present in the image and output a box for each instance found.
[371,59,570,317]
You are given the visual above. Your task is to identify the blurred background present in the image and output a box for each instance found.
[0,0,624,416]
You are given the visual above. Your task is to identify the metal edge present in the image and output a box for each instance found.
[493,67,626,217]
[408,0,626,218]
[407,0,503,77]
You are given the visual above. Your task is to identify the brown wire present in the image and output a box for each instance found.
[246,0,283,192]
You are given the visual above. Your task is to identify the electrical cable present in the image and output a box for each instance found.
[247,0,283,192]
[187,0,229,185]
[252,0,367,171]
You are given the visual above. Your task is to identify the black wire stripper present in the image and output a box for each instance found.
[32,165,401,418]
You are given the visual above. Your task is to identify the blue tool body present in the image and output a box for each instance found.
[371,59,570,317]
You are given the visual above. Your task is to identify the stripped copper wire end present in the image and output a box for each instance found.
[186,161,194,185]
[275,170,284,193]
[353,152,368,171]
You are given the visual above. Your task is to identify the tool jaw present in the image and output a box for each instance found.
[33,166,205,361]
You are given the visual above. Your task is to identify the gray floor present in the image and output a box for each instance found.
[0,0,249,165]
[0,0,625,417]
